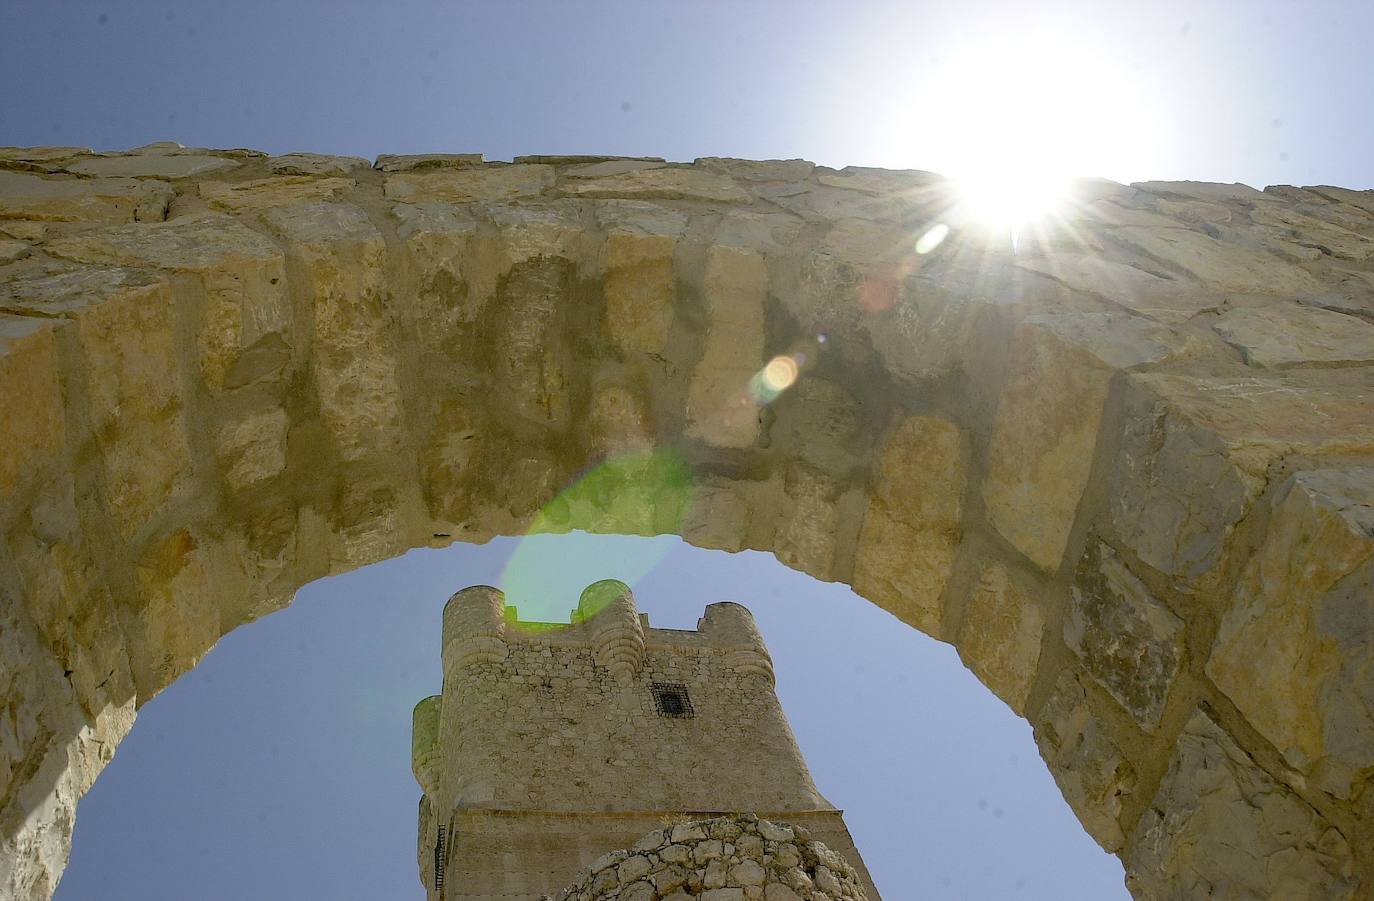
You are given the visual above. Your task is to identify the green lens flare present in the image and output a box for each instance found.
[498,448,695,624]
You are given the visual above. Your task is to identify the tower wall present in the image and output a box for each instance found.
[413,582,879,900]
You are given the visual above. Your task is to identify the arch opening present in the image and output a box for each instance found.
[1,147,1370,898]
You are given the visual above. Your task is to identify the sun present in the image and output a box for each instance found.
[909,31,1159,234]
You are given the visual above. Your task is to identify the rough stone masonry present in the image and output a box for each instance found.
[0,142,1372,899]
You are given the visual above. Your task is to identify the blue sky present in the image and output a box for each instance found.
[55,536,1129,900]
[6,1,1372,898]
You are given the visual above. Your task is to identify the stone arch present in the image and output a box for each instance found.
[1,145,1371,898]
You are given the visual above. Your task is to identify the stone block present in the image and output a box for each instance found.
[1031,671,1136,852]
[685,246,767,449]
[1110,224,1323,294]
[956,561,1044,714]
[1126,710,1357,900]
[214,407,290,491]
[383,164,553,202]
[0,170,172,222]
[1208,467,1374,799]
[0,317,65,500]
[66,153,237,179]
[263,202,406,463]
[266,153,369,176]
[852,415,966,636]
[1110,373,1374,579]
[601,231,678,356]
[1064,542,1183,731]
[988,313,1212,576]
[199,176,354,212]
[1211,302,1374,367]
[44,213,290,393]
[561,167,749,202]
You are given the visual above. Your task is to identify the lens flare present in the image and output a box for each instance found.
[749,354,800,404]
[499,449,694,625]
[915,223,950,255]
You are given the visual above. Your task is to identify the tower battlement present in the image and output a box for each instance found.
[412,581,878,900]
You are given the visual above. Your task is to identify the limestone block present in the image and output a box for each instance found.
[767,377,861,475]
[563,159,667,178]
[374,153,484,172]
[44,213,291,393]
[560,166,749,202]
[1109,225,1323,294]
[983,312,1190,573]
[1246,203,1374,262]
[213,407,290,491]
[1207,468,1374,799]
[714,210,805,255]
[0,317,65,500]
[1133,180,1275,204]
[1014,253,1219,322]
[772,464,842,581]
[1211,302,1374,367]
[128,528,230,697]
[956,561,1044,714]
[266,152,368,176]
[694,157,816,182]
[594,200,684,358]
[1110,373,1374,579]
[681,478,755,553]
[6,473,135,722]
[852,415,966,636]
[383,164,553,202]
[0,239,30,264]
[263,202,406,463]
[392,202,482,357]
[66,153,238,179]
[1031,671,1136,852]
[862,275,988,382]
[0,171,172,222]
[1126,710,1358,900]
[486,201,590,267]
[198,176,354,212]
[1065,542,1183,731]
[685,246,767,449]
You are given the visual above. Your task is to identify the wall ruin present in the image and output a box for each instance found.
[1,142,1372,898]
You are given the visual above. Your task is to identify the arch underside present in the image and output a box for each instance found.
[1,146,1372,898]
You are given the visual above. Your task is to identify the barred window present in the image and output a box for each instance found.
[651,682,694,718]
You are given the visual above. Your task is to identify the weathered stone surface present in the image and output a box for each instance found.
[694,157,816,182]
[561,166,749,202]
[852,416,966,636]
[44,213,290,393]
[1127,710,1358,900]
[1208,468,1374,799]
[1212,302,1374,367]
[1110,372,1374,579]
[1065,542,1183,731]
[67,153,237,179]
[984,312,1193,572]
[1032,671,1136,852]
[214,407,290,491]
[374,152,483,172]
[1110,224,1323,294]
[550,817,869,901]
[199,176,354,212]
[956,561,1044,713]
[0,239,30,264]
[262,202,405,465]
[384,164,552,202]
[266,152,368,176]
[685,246,767,448]
[0,317,64,500]
[0,171,172,222]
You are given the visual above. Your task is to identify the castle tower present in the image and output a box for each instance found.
[411,580,880,900]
